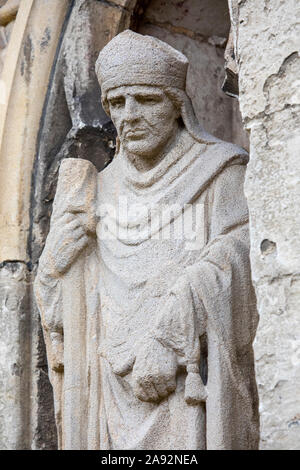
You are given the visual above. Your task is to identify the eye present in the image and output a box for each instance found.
[135,95,162,105]
[109,97,125,108]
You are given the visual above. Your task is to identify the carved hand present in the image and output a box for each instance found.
[40,212,91,277]
[132,336,178,403]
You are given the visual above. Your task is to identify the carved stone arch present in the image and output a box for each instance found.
[0,0,71,263]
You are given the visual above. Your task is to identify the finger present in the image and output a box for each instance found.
[53,224,85,245]
[55,234,89,273]
[52,211,74,225]
[137,376,160,402]
[73,233,90,251]
[165,378,176,394]
[134,382,159,403]
[59,233,89,255]
[51,219,80,236]
[152,381,169,400]
[72,226,86,240]
[133,383,149,402]
[62,220,84,235]
[66,217,82,229]
[152,375,176,399]
[53,211,84,229]
[152,379,172,400]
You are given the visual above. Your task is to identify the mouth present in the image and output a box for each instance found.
[125,129,148,140]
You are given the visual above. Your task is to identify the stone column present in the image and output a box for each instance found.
[228,0,300,450]
[0,0,71,449]
[0,262,30,449]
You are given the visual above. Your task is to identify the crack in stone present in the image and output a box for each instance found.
[254,272,300,287]
[263,52,299,93]
[244,103,300,126]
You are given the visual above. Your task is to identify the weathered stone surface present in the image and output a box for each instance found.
[0,0,70,262]
[228,0,300,450]
[141,0,230,39]
[138,0,249,149]
[138,23,233,143]
[0,262,30,449]
[0,0,71,450]
[35,30,259,450]
[0,261,57,450]
[0,20,14,75]
[0,0,156,451]
[4,0,299,452]
[29,282,57,450]
[30,0,133,266]
[222,27,239,98]
[0,0,19,27]
[254,277,300,450]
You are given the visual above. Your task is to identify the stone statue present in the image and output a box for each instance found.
[34,30,259,450]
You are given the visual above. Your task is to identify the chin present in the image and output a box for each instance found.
[124,141,158,158]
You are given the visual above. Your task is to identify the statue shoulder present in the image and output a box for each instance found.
[214,140,248,160]
[202,134,248,159]
[188,135,248,187]
[207,139,248,193]
[189,126,248,160]
[204,141,249,237]
[195,136,249,171]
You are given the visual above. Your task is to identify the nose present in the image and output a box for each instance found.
[123,96,139,122]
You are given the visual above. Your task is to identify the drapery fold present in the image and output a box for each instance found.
[35,138,259,449]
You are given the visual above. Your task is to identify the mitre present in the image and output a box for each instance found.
[96,29,189,98]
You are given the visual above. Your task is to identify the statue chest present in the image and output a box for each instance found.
[95,206,207,354]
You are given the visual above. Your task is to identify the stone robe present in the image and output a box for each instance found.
[34,128,259,450]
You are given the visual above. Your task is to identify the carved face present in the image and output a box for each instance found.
[107,85,180,159]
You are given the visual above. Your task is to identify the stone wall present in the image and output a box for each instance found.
[228,0,300,450]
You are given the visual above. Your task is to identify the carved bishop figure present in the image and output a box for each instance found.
[34,30,259,450]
